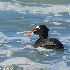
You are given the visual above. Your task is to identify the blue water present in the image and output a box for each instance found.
[0,0,70,70]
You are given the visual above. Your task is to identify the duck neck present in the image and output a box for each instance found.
[35,36,47,47]
[40,31,48,39]
[40,35,48,39]
[40,36,47,39]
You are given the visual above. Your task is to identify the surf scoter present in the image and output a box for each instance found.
[26,25,64,49]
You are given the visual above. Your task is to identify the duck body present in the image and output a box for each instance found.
[26,25,64,49]
[34,37,64,49]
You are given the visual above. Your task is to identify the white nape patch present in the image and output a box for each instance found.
[36,26,40,29]
[36,26,39,28]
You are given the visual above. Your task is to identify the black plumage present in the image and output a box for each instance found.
[26,25,64,49]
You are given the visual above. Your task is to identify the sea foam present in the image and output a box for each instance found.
[0,2,70,15]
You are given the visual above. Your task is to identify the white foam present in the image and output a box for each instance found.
[23,45,34,49]
[0,57,48,70]
[0,2,70,15]
[44,19,50,22]
[36,47,53,52]
[0,57,70,70]
[54,13,62,16]
[0,32,31,43]
[25,5,70,14]
[52,22,62,25]
[50,61,70,70]
[0,50,13,57]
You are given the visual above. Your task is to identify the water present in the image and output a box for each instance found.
[0,0,70,70]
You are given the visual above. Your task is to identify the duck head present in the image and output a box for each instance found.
[26,25,49,39]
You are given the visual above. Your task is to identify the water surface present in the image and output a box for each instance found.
[0,0,70,70]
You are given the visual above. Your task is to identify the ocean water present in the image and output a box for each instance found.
[0,0,70,70]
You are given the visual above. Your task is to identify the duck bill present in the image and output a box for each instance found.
[26,30,37,36]
[26,31,33,36]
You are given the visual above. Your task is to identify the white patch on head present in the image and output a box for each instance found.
[36,26,40,29]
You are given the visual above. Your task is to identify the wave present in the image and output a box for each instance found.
[0,57,70,70]
[0,32,30,43]
[0,2,70,15]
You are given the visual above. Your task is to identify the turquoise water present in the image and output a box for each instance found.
[0,0,70,70]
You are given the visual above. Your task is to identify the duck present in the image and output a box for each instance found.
[26,25,64,49]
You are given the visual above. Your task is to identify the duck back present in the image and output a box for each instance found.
[34,38,64,49]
